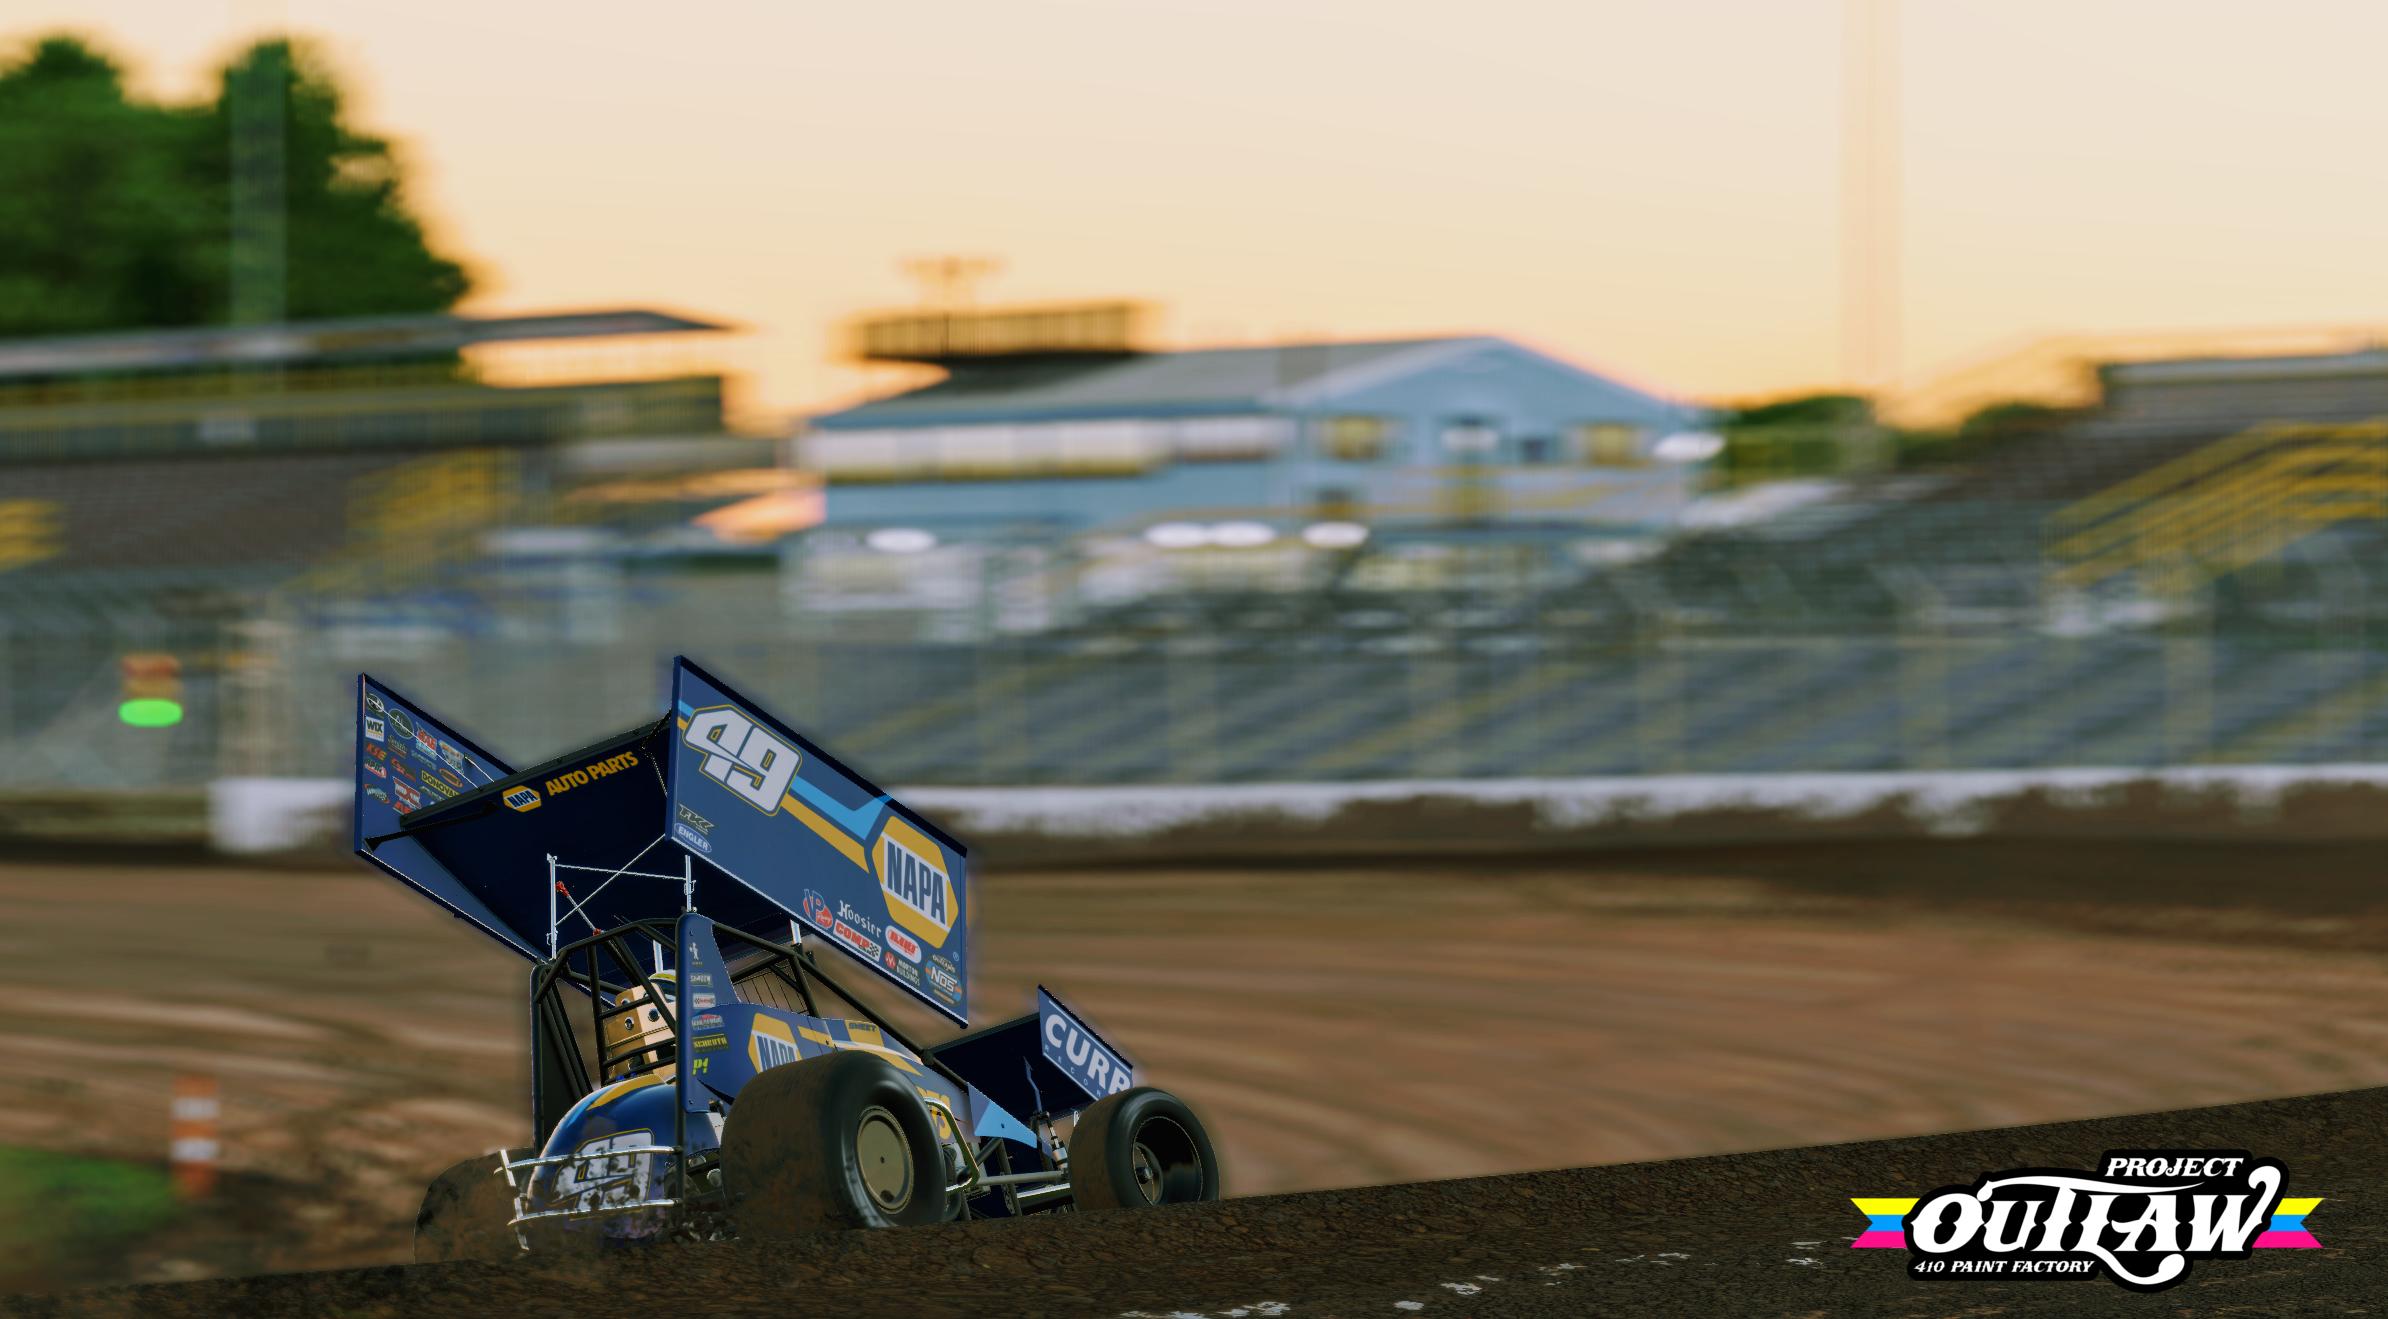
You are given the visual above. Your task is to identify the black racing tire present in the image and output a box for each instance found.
[413,1148,530,1263]
[1068,1087,1220,1211]
[720,1050,947,1239]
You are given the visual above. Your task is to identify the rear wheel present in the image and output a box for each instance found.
[1068,1087,1220,1211]
[414,1148,530,1263]
[720,1050,946,1239]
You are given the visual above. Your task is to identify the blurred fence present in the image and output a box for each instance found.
[9,568,2386,793]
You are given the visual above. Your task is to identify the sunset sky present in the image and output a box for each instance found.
[14,1,2388,423]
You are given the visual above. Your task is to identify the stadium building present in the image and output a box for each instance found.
[790,306,1707,628]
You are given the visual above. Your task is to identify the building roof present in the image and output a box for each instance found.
[813,337,1502,428]
[2102,348,2388,385]
[0,308,731,381]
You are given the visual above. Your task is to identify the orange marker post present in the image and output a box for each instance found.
[169,1074,220,1201]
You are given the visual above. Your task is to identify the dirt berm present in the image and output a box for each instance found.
[7,1086,2380,1319]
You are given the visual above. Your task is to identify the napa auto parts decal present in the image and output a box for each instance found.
[664,660,969,1024]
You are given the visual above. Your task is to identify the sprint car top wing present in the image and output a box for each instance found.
[351,675,540,955]
[351,661,972,1025]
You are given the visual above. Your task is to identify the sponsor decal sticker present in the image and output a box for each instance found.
[366,785,390,804]
[365,762,387,779]
[831,920,881,962]
[834,900,883,940]
[892,960,921,986]
[1039,988,1132,1100]
[363,715,385,742]
[801,890,832,928]
[393,782,421,810]
[691,1013,722,1030]
[364,691,387,716]
[545,750,640,797]
[438,767,464,789]
[673,822,712,854]
[750,1016,802,1071]
[690,1033,729,1052]
[674,804,714,838]
[366,743,387,761]
[873,818,956,949]
[385,707,416,740]
[928,965,960,997]
[414,728,437,756]
[1855,1150,2323,1292]
[503,785,543,812]
[440,740,463,770]
[884,925,922,964]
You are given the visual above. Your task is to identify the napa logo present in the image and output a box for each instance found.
[749,1015,802,1072]
[874,817,956,949]
[504,785,543,813]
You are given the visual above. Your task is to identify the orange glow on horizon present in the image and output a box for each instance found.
[13,2,2388,422]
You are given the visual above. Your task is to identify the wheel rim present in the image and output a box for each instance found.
[1127,1114,1203,1204]
[1130,1141,1161,1204]
[854,1105,914,1212]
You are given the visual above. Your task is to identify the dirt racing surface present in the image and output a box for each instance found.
[5,839,2388,1295]
[5,1085,2384,1318]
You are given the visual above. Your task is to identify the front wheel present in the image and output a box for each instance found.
[1068,1087,1220,1211]
[414,1148,530,1262]
[720,1050,947,1239]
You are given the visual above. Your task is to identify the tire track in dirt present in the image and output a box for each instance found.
[6,852,2388,1287]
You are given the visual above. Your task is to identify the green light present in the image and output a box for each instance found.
[118,698,184,728]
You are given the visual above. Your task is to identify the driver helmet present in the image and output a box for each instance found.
[602,970,679,1081]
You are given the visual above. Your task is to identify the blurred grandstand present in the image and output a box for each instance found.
[11,304,2388,814]
[0,308,786,797]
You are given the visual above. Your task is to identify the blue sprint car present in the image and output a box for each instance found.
[355,657,1221,1255]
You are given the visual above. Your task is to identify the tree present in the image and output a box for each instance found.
[192,39,471,324]
[0,37,213,335]
[1723,392,1873,430]
[0,33,471,339]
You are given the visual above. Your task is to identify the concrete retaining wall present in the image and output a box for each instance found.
[206,765,2388,865]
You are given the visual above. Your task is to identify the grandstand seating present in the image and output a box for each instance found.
[24,332,2388,795]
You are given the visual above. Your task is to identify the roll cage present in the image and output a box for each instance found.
[514,912,1062,1240]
